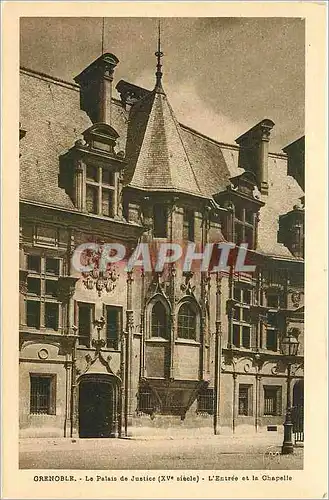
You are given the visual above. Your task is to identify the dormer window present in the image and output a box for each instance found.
[214,171,264,250]
[59,123,125,217]
[86,165,115,217]
[234,204,255,248]
[278,205,304,258]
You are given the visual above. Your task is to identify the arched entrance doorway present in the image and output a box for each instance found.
[78,375,119,438]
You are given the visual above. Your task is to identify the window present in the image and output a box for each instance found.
[45,258,60,275]
[101,189,114,217]
[267,293,280,309]
[197,388,214,415]
[45,303,59,330]
[86,185,98,214]
[183,208,195,242]
[30,374,56,415]
[86,165,98,182]
[266,312,279,351]
[78,303,94,347]
[177,303,197,340]
[153,204,167,238]
[85,165,115,217]
[151,301,169,339]
[27,255,41,273]
[264,386,282,416]
[27,301,40,328]
[105,306,121,349]
[239,385,253,416]
[102,169,115,185]
[234,205,255,249]
[138,389,156,415]
[25,255,60,331]
[27,277,41,295]
[232,285,252,348]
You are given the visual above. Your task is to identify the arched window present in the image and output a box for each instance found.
[151,302,169,339]
[177,303,197,340]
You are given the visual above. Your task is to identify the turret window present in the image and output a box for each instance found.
[183,208,195,242]
[153,204,167,238]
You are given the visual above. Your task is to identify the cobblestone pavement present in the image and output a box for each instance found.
[19,434,303,470]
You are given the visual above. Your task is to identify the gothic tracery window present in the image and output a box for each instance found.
[177,302,197,340]
[151,301,169,339]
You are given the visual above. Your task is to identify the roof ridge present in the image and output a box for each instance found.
[20,66,80,90]
[165,96,202,195]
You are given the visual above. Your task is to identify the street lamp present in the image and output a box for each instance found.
[280,330,300,455]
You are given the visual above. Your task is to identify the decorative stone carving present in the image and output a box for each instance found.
[244,361,252,373]
[180,271,195,295]
[82,265,119,297]
[19,270,28,294]
[291,291,302,308]
[91,338,106,351]
[57,276,79,302]
[38,348,49,360]
[288,326,301,339]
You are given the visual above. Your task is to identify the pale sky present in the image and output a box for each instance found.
[20,17,305,151]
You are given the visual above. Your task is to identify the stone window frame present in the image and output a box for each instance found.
[85,164,116,217]
[263,385,282,416]
[233,202,256,249]
[25,254,61,331]
[177,301,199,341]
[146,295,171,341]
[153,204,168,239]
[29,373,57,415]
[232,284,253,349]
[77,301,95,348]
[238,384,253,416]
[183,207,195,242]
[103,304,122,350]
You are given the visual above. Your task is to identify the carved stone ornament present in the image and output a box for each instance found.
[82,265,119,297]
[19,270,29,294]
[57,276,79,302]
[180,272,196,295]
[291,291,302,308]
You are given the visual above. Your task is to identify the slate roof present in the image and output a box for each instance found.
[19,68,128,209]
[127,87,204,197]
[19,67,304,260]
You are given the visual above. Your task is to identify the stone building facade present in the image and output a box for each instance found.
[19,49,304,438]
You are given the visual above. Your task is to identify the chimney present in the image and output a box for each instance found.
[74,53,119,125]
[235,119,275,195]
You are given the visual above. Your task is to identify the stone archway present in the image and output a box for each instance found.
[78,375,119,438]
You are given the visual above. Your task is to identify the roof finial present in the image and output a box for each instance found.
[155,20,164,92]
[101,17,105,55]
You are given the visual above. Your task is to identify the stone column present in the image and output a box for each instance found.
[214,272,222,435]
[74,160,85,212]
[19,269,28,327]
[125,271,134,436]
[232,372,237,434]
